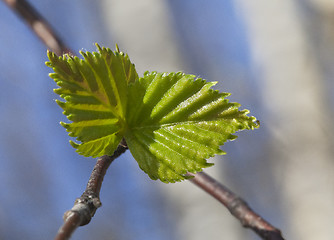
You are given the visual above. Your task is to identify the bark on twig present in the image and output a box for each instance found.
[2,0,71,55]
[187,172,285,240]
[54,142,128,240]
[4,2,285,239]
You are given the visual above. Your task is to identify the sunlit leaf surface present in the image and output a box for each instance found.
[46,44,137,157]
[47,45,258,183]
[126,72,258,182]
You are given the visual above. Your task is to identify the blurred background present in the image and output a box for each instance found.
[0,0,334,239]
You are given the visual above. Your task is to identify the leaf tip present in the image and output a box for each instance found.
[46,49,54,59]
[95,43,102,52]
[247,116,260,130]
[69,140,79,149]
[115,43,120,53]
[55,99,66,109]
[60,121,70,129]
[45,61,52,67]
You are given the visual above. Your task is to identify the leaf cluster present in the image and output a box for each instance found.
[46,44,258,183]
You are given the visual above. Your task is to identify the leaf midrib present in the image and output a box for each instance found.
[128,119,226,131]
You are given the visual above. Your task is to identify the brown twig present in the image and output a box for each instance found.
[187,172,284,240]
[2,0,71,55]
[54,142,128,240]
[4,2,285,239]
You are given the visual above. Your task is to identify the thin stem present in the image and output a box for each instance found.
[2,0,71,55]
[54,212,81,240]
[54,143,128,240]
[187,172,284,240]
[4,2,285,239]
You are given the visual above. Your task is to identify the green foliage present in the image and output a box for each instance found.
[46,45,137,157]
[46,44,258,183]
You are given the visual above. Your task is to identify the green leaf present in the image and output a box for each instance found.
[125,71,258,183]
[46,45,258,183]
[46,44,138,157]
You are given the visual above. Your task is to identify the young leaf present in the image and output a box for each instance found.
[46,44,138,157]
[46,45,258,183]
[125,71,258,183]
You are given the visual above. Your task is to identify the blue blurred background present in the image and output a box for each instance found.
[0,0,334,239]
